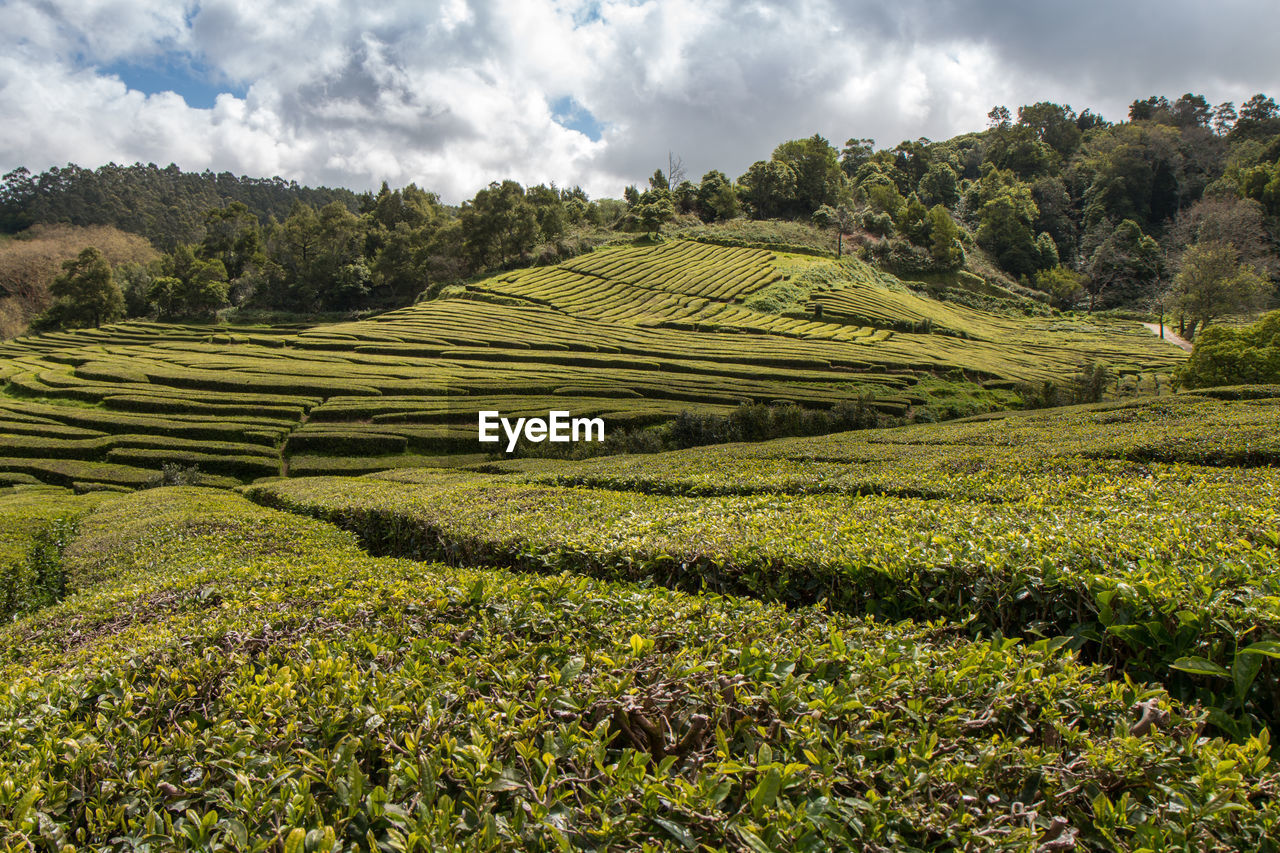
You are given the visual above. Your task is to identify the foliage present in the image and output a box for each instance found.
[0,163,362,248]
[2,487,1278,850]
[1033,265,1086,309]
[1083,220,1163,312]
[0,224,156,339]
[248,394,1280,739]
[1172,242,1268,340]
[1181,310,1280,387]
[29,247,125,331]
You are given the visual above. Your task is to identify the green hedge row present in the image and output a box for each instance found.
[285,431,409,457]
[102,394,305,421]
[105,448,280,480]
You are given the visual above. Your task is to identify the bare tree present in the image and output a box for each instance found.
[667,151,686,190]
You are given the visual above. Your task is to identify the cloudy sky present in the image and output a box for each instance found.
[2,0,1278,203]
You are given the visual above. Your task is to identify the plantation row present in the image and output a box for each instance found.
[0,486,1275,850]
[809,269,993,339]
[243,394,1280,740]
[559,240,780,301]
[0,240,1189,488]
[532,393,1280,494]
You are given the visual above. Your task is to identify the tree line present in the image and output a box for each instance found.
[26,180,624,328]
[8,89,1280,339]
[0,163,362,249]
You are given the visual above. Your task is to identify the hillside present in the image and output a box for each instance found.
[0,224,158,339]
[1,392,1277,849]
[0,240,1185,489]
[0,163,363,249]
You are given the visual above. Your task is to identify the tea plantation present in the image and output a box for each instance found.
[2,478,1279,851]
[0,241,1182,489]
[7,241,1278,850]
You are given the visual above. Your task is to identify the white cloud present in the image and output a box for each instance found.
[2,0,1278,202]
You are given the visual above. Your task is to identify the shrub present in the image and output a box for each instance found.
[1180,310,1280,388]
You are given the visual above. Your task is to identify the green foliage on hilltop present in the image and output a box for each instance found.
[0,163,362,248]
[6,89,1279,337]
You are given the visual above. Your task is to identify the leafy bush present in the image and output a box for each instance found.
[1181,310,1280,388]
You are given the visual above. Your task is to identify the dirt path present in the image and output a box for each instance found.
[1141,322,1193,353]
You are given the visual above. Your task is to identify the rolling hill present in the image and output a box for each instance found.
[0,238,1185,490]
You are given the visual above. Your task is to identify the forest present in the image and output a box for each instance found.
[1,91,1278,344]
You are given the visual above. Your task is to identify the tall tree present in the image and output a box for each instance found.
[1171,93,1212,129]
[737,160,797,219]
[769,135,845,217]
[839,138,875,177]
[696,171,738,222]
[1173,242,1266,340]
[813,204,857,258]
[1084,219,1162,312]
[199,201,264,280]
[32,247,124,330]
[459,181,539,270]
[1017,102,1082,156]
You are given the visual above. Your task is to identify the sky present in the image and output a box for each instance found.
[2,0,1279,204]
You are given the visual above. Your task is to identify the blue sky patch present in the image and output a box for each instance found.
[102,54,245,110]
[550,95,604,141]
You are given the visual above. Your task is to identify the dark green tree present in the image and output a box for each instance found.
[839,138,875,177]
[926,205,964,269]
[459,181,539,270]
[151,245,231,320]
[31,247,124,330]
[918,162,959,208]
[737,160,797,219]
[1084,219,1162,312]
[199,201,264,280]
[1017,102,1082,156]
[975,183,1046,277]
[769,135,845,217]
[696,171,738,222]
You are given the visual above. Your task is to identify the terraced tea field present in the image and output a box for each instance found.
[0,240,1184,490]
[2,392,1278,850]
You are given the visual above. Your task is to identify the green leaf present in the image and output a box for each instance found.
[1239,641,1280,659]
[222,818,248,849]
[282,828,306,853]
[653,817,696,850]
[1171,656,1230,678]
[486,769,525,793]
[734,826,777,853]
[559,656,585,681]
[1233,651,1265,702]
[752,768,782,811]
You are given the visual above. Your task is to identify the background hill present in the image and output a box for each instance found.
[0,240,1185,490]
